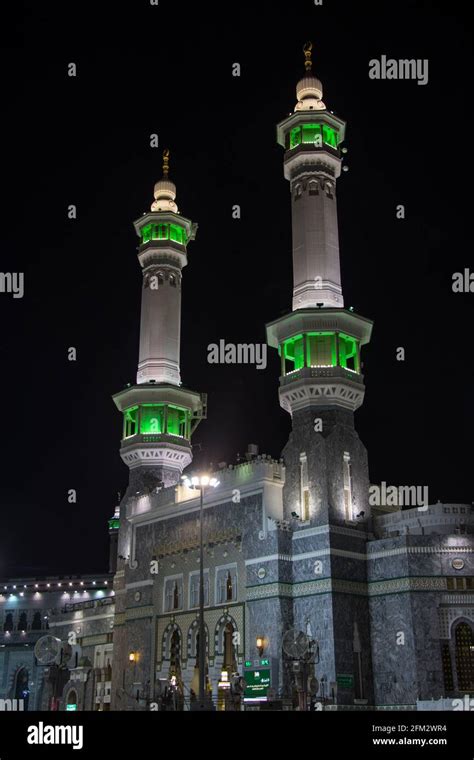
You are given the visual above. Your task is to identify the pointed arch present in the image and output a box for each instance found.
[187,619,209,659]
[161,622,183,661]
[214,612,239,657]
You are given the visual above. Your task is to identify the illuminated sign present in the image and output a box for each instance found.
[66,704,77,711]
[244,668,271,702]
[336,674,353,689]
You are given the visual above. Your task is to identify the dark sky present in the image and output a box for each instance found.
[1,1,471,577]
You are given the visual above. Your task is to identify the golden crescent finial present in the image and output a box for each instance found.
[303,41,313,73]
[162,149,170,178]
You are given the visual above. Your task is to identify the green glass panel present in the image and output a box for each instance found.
[282,335,304,370]
[170,224,184,244]
[302,123,322,144]
[124,406,138,438]
[167,405,187,437]
[307,332,336,367]
[293,337,305,369]
[141,224,152,244]
[290,126,302,149]
[322,124,338,148]
[339,333,359,371]
[140,405,164,434]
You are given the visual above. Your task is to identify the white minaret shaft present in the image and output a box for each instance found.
[136,150,190,385]
[137,261,182,385]
[284,42,345,311]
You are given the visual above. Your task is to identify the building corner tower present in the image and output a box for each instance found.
[113,151,206,495]
[266,45,374,705]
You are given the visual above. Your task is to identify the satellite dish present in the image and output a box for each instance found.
[282,629,309,659]
[34,635,62,665]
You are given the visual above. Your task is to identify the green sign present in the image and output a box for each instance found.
[66,704,78,711]
[336,674,354,689]
[260,658,269,666]
[244,668,271,701]
[244,660,252,668]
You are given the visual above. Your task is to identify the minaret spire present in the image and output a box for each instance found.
[162,147,170,177]
[303,40,313,72]
[113,154,206,490]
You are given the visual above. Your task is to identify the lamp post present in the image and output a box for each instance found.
[182,473,219,709]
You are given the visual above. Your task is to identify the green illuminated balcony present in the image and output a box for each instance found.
[288,123,339,151]
[278,331,360,377]
[140,222,188,246]
[123,403,191,441]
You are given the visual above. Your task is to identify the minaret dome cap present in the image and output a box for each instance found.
[153,178,176,202]
[294,42,326,112]
[296,75,323,102]
[151,149,178,213]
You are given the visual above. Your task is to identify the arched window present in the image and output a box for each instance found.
[31,612,42,631]
[173,582,179,610]
[455,623,474,691]
[165,578,182,611]
[158,272,165,287]
[309,181,318,196]
[18,612,28,632]
[163,629,184,708]
[66,689,78,711]
[3,613,13,632]
[170,630,180,660]
[169,274,176,287]
[223,622,237,673]
[226,572,233,602]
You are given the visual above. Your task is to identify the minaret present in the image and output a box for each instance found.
[263,47,375,706]
[113,152,206,492]
[266,44,373,525]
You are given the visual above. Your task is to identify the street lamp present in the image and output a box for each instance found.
[181,473,219,709]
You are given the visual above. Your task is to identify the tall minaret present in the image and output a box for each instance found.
[264,47,375,705]
[113,152,206,492]
[266,44,373,525]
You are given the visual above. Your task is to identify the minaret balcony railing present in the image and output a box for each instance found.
[280,365,364,387]
[120,432,190,448]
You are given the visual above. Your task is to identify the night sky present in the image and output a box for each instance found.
[1,1,471,577]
